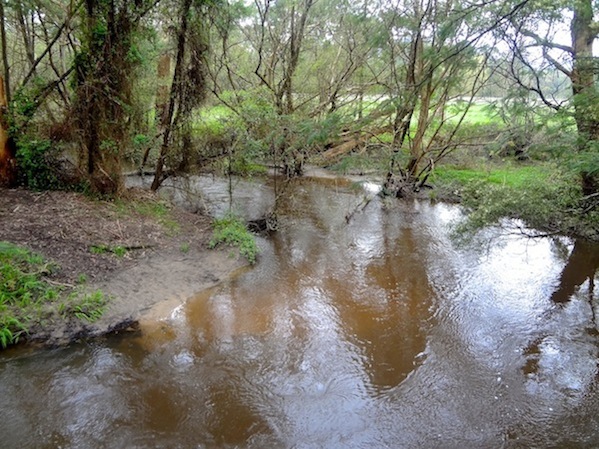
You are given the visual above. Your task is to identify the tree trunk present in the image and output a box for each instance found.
[151,0,192,192]
[571,0,599,141]
[74,0,141,196]
[0,0,10,104]
[156,53,172,127]
[0,2,14,187]
[570,0,599,194]
[0,75,17,187]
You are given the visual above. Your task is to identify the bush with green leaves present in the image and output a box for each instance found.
[15,138,63,190]
[209,213,259,264]
[455,166,599,239]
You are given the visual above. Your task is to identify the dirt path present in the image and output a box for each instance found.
[0,187,247,346]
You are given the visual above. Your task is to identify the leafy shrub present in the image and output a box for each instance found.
[16,138,62,190]
[209,213,259,264]
[455,167,591,238]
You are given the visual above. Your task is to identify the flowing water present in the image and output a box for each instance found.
[2,174,599,449]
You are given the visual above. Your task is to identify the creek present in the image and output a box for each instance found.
[1,173,599,448]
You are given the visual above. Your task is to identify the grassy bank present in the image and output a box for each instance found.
[429,163,599,240]
[0,242,107,348]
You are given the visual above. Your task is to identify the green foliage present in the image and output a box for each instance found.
[209,213,259,264]
[15,138,61,190]
[0,317,27,348]
[77,274,88,284]
[133,133,151,148]
[65,290,107,323]
[0,242,56,307]
[569,142,599,178]
[90,244,128,257]
[225,155,268,176]
[0,242,111,348]
[9,77,54,130]
[0,242,58,347]
[452,165,598,239]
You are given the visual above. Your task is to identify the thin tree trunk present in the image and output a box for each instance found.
[0,0,10,104]
[151,0,192,191]
[0,75,16,186]
[15,2,36,69]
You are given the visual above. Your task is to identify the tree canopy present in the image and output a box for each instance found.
[0,0,596,203]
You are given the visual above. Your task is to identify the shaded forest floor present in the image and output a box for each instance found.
[0,187,247,347]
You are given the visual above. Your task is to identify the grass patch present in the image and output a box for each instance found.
[113,198,180,235]
[209,213,259,264]
[0,242,110,348]
[432,162,598,240]
[90,245,109,255]
[446,102,502,126]
[431,164,552,190]
[61,290,108,323]
[90,244,128,257]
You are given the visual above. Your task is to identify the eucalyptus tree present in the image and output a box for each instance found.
[499,0,599,194]
[71,0,163,195]
[376,0,494,196]
[211,0,386,167]
[248,0,316,115]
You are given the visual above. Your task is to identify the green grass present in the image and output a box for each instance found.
[0,242,109,348]
[209,213,259,264]
[114,198,180,235]
[90,244,128,257]
[64,290,108,323]
[430,161,598,240]
[446,102,502,126]
[430,164,552,190]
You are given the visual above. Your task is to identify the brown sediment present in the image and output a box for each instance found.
[0,187,247,347]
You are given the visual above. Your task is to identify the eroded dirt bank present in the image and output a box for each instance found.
[0,187,247,347]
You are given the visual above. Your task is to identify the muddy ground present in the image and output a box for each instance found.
[0,187,247,347]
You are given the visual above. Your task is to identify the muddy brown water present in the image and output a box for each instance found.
[2,175,599,449]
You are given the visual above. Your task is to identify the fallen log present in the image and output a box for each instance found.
[320,125,392,161]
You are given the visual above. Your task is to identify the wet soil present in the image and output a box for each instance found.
[0,187,247,346]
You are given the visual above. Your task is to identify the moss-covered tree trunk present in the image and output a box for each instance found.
[151,0,209,191]
[73,0,138,196]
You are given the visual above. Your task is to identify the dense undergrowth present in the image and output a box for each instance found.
[0,242,107,348]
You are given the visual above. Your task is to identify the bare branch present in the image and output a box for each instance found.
[520,29,574,54]
[21,0,84,89]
